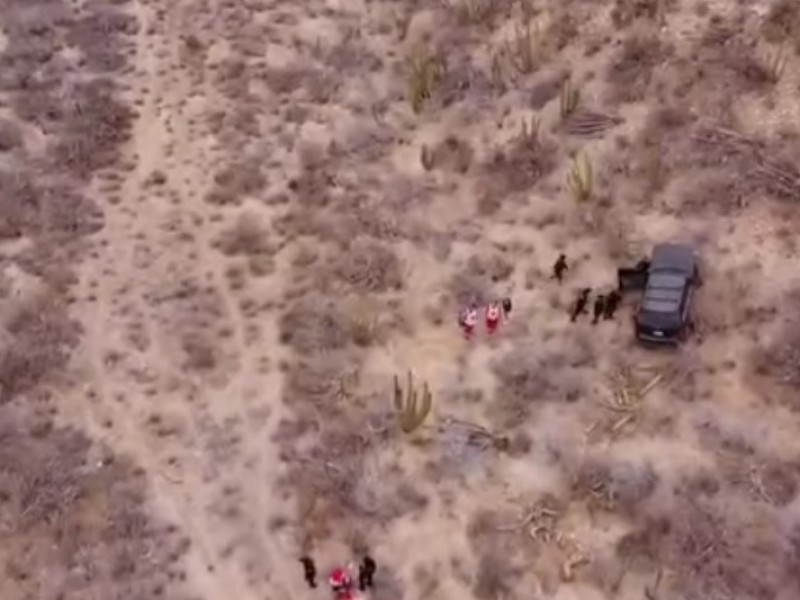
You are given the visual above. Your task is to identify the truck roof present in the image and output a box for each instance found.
[650,243,695,276]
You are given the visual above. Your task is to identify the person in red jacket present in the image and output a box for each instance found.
[458,304,479,339]
[485,301,501,334]
[330,566,356,599]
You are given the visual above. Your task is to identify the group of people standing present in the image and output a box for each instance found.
[300,555,376,599]
[552,254,622,324]
[457,297,512,339]
[455,253,623,339]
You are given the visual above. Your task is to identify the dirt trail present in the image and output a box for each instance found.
[60,1,295,597]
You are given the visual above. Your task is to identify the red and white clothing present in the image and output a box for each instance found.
[460,306,478,339]
[485,303,501,334]
[330,567,352,591]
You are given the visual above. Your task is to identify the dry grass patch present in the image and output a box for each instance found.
[607,33,669,103]
[0,294,81,403]
[205,160,267,206]
[212,212,273,257]
[482,118,558,196]
[761,0,800,54]
[0,407,190,598]
[328,238,404,293]
[420,136,474,173]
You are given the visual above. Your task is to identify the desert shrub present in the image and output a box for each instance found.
[607,34,667,103]
[762,0,800,53]
[213,212,272,256]
[0,119,22,152]
[329,238,404,293]
[65,8,138,72]
[206,160,267,206]
[618,497,795,600]
[483,119,557,195]
[180,332,217,371]
[752,324,800,410]
[572,457,658,512]
[473,553,519,600]
[0,406,190,598]
[611,0,675,28]
[0,296,82,402]
[465,252,514,282]
[492,342,590,426]
[51,80,135,178]
[420,136,473,173]
[279,298,348,354]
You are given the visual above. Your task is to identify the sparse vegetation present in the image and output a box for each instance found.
[506,20,542,74]
[394,371,433,434]
[759,43,788,83]
[567,153,594,202]
[4,0,800,597]
[761,0,800,53]
[407,45,444,114]
[559,77,580,119]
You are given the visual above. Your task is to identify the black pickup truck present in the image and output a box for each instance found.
[618,243,700,345]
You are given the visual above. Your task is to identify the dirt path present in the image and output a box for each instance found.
[61,1,297,597]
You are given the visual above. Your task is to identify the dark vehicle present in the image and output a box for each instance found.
[634,243,699,344]
[617,259,650,292]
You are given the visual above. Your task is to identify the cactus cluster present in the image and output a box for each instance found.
[393,371,433,434]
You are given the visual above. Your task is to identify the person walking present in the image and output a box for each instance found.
[485,301,501,335]
[458,304,479,339]
[604,290,621,320]
[299,556,317,588]
[552,254,568,283]
[570,288,591,322]
[592,294,606,325]
[358,556,376,591]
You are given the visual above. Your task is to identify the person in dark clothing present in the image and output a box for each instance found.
[358,556,376,591]
[570,288,591,322]
[501,297,512,320]
[592,294,605,324]
[299,556,317,588]
[604,290,621,320]
[552,254,568,283]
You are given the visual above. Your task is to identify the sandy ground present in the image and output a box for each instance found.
[3,0,800,599]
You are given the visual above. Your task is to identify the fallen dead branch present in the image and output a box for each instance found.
[437,417,510,451]
[594,368,663,435]
[562,110,623,137]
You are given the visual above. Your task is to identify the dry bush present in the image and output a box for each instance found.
[51,80,135,178]
[611,0,675,28]
[65,5,139,72]
[761,0,800,54]
[0,406,190,599]
[0,119,22,152]
[421,136,473,173]
[473,553,520,600]
[287,166,335,209]
[180,332,217,371]
[205,160,267,206]
[607,33,669,103]
[752,324,800,407]
[328,238,404,293]
[465,252,514,283]
[617,496,797,600]
[572,456,659,513]
[0,295,81,403]
[492,340,592,426]
[482,121,557,195]
[449,266,491,306]
[278,297,349,355]
[213,212,272,256]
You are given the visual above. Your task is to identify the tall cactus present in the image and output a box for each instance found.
[393,371,433,434]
